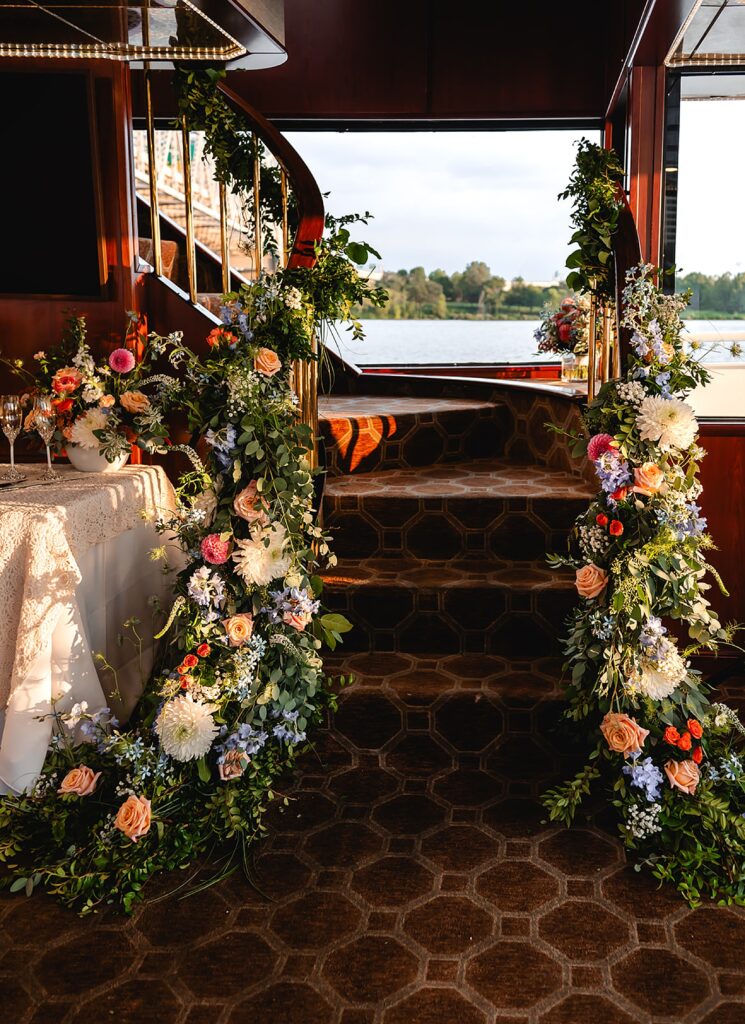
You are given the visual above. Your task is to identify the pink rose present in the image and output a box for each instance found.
[114,794,151,841]
[58,765,101,797]
[218,750,249,781]
[233,481,268,526]
[52,367,83,395]
[284,610,312,631]
[600,713,649,758]
[575,563,608,599]
[201,533,232,565]
[664,759,700,795]
[633,462,665,497]
[254,347,282,377]
[119,390,150,414]
[109,348,136,374]
[224,613,254,647]
[587,433,615,462]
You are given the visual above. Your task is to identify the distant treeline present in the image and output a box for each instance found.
[355,264,745,320]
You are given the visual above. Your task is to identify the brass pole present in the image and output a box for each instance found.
[181,116,197,304]
[219,180,230,295]
[142,64,161,274]
[280,166,289,267]
[612,304,622,379]
[601,304,612,385]
[587,292,598,402]
[253,134,262,278]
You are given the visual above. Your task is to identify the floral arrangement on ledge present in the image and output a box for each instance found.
[534,295,591,356]
[2,313,174,463]
[544,264,745,905]
[0,215,383,913]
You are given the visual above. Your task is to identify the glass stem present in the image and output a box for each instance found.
[9,439,15,472]
[46,445,53,473]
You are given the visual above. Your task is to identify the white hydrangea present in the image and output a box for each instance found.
[636,396,697,452]
[232,523,291,586]
[155,694,219,761]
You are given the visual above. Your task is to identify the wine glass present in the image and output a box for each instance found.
[33,395,61,482]
[0,395,26,482]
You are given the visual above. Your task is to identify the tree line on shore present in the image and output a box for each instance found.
[356,263,745,320]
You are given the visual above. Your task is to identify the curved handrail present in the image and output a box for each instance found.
[216,80,325,269]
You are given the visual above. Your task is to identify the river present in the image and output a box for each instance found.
[327,319,745,367]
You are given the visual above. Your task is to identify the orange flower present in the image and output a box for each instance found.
[664,759,700,795]
[677,732,692,752]
[196,643,211,658]
[692,745,703,764]
[181,654,199,669]
[609,520,624,537]
[120,390,150,414]
[575,564,608,600]
[58,765,100,797]
[52,397,74,414]
[114,794,151,841]
[254,347,282,377]
[596,514,609,527]
[218,750,249,781]
[600,713,649,758]
[663,726,680,745]
[633,463,665,497]
[224,613,254,647]
[688,719,703,739]
[52,366,83,395]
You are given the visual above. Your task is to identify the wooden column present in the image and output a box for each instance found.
[626,64,667,265]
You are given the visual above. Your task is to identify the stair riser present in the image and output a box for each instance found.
[323,496,586,561]
[325,585,575,655]
[321,405,509,476]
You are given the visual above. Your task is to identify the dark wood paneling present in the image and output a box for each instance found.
[699,423,745,631]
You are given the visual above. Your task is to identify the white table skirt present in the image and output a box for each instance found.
[0,465,179,794]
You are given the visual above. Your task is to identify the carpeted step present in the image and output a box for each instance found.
[323,460,592,561]
[322,558,576,655]
[319,396,509,475]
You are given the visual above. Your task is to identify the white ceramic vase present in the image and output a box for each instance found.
[67,445,130,473]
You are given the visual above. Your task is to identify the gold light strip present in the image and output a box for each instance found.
[219,181,230,295]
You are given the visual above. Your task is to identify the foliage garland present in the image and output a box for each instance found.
[545,221,745,898]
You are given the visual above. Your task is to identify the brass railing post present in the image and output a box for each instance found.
[181,116,197,303]
[253,134,262,278]
[601,304,612,386]
[219,180,230,295]
[280,166,289,268]
[587,290,598,402]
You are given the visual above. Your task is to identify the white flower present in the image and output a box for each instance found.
[232,523,291,586]
[65,701,89,728]
[155,694,219,761]
[82,382,103,404]
[69,408,108,449]
[627,639,687,700]
[636,396,697,452]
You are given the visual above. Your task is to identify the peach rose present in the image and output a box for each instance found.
[218,750,249,781]
[633,462,665,497]
[224,612,254,647]
[52,366,83,395]
[600,713,649,758]
[575,563,608,599]
[284,610,312,631]
[99,394,115,409]
[233,481,268,526]
[114,794,152,841]
[664,759,700,795]
[254,347,282,377]
[119,390,150,414]
[58,765,101,797]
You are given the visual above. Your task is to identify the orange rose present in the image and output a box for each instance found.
[688,719,703,739]
[284,610,312,631]
[575,563,608,599]
[52,366,83,395]
[633,462,665,497]
[600,713,649,758]
[58,765,101,797]
[99,394,115,409]
[182,654,199,669]
[233,481,269,526]
[664,759,700,795]
[120,390,150,414]
[254,347,282,377]
[224,613,254,647]
[52,397,74,414]
[218,750,249,781]
[114,794,151,841]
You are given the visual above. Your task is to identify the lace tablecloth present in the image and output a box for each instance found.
[0,464,178,793]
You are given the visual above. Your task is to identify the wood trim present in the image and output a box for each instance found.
[627,64,666,263]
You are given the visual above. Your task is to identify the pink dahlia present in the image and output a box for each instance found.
[109,348,136,374]
[587,433,615,462]
[200,533,231,565]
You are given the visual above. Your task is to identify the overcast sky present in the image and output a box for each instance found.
[289,104,742,282]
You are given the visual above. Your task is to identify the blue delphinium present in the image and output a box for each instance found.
[594,450,632,496]
[204,424,237,470]
[623,756,664,802]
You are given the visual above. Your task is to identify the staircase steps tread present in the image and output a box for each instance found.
[323,557,575,591]
[324,458,593,499]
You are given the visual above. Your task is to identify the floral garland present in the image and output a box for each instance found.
[0,219,384,913]
[534,295,590,356]
[544,264,745,904]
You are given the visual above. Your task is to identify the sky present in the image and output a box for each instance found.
[289,105,744,282]
[287,129,594,281]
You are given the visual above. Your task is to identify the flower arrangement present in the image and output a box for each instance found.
[534,295,591,355]
[0,215,386,913]
[544,264,745,905]
[5,313,174,462]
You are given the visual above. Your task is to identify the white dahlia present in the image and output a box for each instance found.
[155,693,219,761]
[232,523,291,586]
[636,396,697,452]
[628,639,687,701]
[68,408,108,449]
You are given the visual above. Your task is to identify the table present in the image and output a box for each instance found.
[0,465,180,794]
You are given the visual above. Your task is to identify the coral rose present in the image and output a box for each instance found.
[224,612,254,647]
[52,367,83,395]
[233,481,268,526]
[677,731,692,751]
[120,390,150,414]
[52,397,74,414]
[114,794,152,841]
[218,750,249,781]
[254,347,282,377]
[688,719,703,739]
[633,462,665,497]
[663,726,680,745]
[182,654,199,669]
[99,394,115,409]
[196,643,211,658]
[284,610,312,631]
[692,745,703,764]
[596,513,609,527]
[609,520,624,537]
[575,563,608,599]
[58,765,101,797]
[600,713,649,758]
[664,759,700,795]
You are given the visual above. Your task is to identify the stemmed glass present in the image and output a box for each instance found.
[0,395,26,482]
[33,396,61,482]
